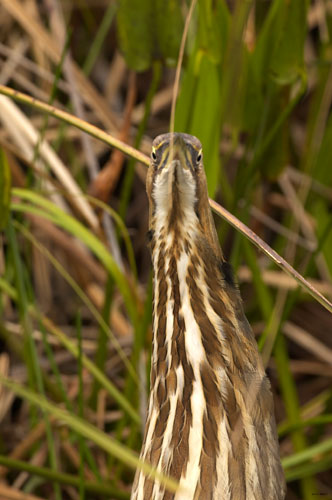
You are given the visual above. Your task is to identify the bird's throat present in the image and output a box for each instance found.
[143,226,229,498]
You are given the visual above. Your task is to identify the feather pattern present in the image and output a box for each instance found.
[131,133,286,500]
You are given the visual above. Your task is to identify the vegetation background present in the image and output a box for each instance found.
[0,0,332,499]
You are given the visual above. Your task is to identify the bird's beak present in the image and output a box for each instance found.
[166,136,191,172]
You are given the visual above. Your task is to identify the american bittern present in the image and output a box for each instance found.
[132,133,286,499]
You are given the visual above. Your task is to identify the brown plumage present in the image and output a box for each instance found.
[131,133,286,499]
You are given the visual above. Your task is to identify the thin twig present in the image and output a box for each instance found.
[2,84,332,316]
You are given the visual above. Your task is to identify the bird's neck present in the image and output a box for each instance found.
[132,154,285,499]
[134,216,276,499]
[142,217,243,498]
[147,222,207,496]
[150,215,202,390]
[149,216,255,382]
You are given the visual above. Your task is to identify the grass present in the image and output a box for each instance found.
[0,0,332,498]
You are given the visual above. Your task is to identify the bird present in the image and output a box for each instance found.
[131,133,286,500]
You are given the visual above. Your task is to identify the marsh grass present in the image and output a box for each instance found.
[0,1,332,499]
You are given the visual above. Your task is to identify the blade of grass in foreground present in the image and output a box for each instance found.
[0,456,129,499]
[38,313,140,425]
[11,188,138,325]
[282,436,332,469]
[0,376,178,494]
[77,312,86,500]
[0,268,140,424]
[14,218,137,386]
[7,218,63,500]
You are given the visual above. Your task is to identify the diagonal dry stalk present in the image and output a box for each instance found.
[1,83,332,316]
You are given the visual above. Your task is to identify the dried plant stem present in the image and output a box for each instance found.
[1,84,332,316]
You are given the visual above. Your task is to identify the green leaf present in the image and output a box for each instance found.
[174,48,198,132]
[155,0,183,63]
[197,0,230,64]
[0,376,178,493]
[189,53,221,196]
[116,0,154,71]
[0,147,11,230]
[285,456,332,482]
[282,436,332,470]
[312,200,332,276]
[312,111,332,185]
[41,315,140,424]
[269,0,308,85]
[116,0,184,70]
[257,90,289,179]
[242,1,282,132]
[175,52,221,197]
[0,456,129,499]
[10,188,138,326]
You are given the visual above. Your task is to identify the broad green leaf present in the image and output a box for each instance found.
[0,147,11,230]
[174,48,199,132]
[257,90,289,179]
[116,0,184,70]
[116,0,154,71]
[189,53,221,197]
[175,48,224,196]
[252,0,308,85]
[197,0,230,64]
[218,0,251,140]
[269,0,308,85]
[242,41,267,133]
[253,0,284,78]
[243,1,282,132]
[155,0,183,63]
[175,50,222,200]
[245,0,307,135]
[175,0,230,133]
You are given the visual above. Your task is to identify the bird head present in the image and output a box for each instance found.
[146,133,222,258]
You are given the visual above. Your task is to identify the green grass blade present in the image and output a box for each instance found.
[11,188,138,325]
[35,313,140,425]
[0,376,178,493]
[0,147,11,230]
[0,456,129,499]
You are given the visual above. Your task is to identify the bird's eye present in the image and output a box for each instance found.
[151,148,157,161]
[196,151,202,163]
